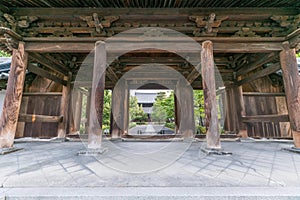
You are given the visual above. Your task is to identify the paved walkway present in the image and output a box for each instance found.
[128,124,174,135]
[0,140,300,198]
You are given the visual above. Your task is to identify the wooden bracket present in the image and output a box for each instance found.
[189,13,228,36]
[17,16,39,28]
[234,27,260,37]
[271,14,300,35]
[80,14,119,35]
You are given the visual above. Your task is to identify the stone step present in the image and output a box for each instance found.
[1,187,300,200]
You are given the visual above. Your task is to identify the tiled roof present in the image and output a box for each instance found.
[135,92,157,104]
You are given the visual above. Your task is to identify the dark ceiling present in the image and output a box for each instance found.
[1,0,300,8]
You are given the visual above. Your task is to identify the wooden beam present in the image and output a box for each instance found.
[236,52,277,76]
[25,42,95,53]
[0,27,23,41]
[22,92,62,96]
[242,114,289,123]
[201,40,220,149]
[236,63,281,86]
[106,66,118,84]
[42,54,69,73]
[24,40,284,53]
[27,63,67,86]
[0,42,28,148]
[29,53,69,75]
[18,114,63,123]
[280,42,300,147]
[23,36,285,43]
[186,68,200,83]
[243,92,285,96]
[287,28,300,49]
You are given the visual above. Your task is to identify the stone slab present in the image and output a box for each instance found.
[1,187,300,200]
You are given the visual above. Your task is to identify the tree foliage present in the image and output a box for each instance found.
[193,90,205,127]
[0,50,10,57]
[129,96,147,122]
[151,91,174,123]
[102,90,112,130]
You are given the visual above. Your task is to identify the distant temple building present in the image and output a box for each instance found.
[134,91,157,119]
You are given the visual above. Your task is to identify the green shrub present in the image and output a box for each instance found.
[129,122,137,129]
[196,125,206,134]
[165,122,175,130]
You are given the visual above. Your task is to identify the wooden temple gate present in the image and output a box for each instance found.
[0,0,299,149]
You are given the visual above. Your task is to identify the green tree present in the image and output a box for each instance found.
[193,90,205,127]
[0,50,10,57]
[129,96,147,122]
[151,91,174,123]
[102,90,112,131]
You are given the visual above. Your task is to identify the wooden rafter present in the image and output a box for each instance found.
[27,63,67,86]
[236,52,277,76]
[236,62,281,86]
[106,66,118,84]
[42,54,69,72]
[28,52,69,75]
[186,68,200,83]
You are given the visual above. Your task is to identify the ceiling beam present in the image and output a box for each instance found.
[236,62,281,86]
[287,28,300,50]
[106,66,118,84]
[43,54,69,72]
[24,40,284,53]
[14,7,299,17]
[27,63,67,86]
[186,68,200,83]
[29,53,69,75]
[236,52,277,76]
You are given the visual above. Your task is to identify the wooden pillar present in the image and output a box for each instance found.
[73,89,83,132]
[123,83,129,135]
[201,40,220,149]
[0,42,28,148]
[176,79,195,139]
[84,88,91,134]
[57,72,72,138]
[280,42,300,148]
[224,85,247,137]
[111,80,126,139]
[88,41,106,149]
[16,96,29,138]
[174,91,180,134]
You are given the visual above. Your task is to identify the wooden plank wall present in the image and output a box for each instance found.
[243,94,292,138]
[23,95,61,138]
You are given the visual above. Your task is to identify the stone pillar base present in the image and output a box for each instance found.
[293,130,300,148]
[77,148,107,156]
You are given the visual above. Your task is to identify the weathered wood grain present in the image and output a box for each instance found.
[0,42,28,148]
[201,40,220,148]
[280,42,300,147]
[88,41,106,149]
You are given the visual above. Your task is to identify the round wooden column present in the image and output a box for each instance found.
[280,42,300,148]
[201,40,221,149]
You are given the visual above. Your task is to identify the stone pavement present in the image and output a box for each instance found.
[0,140,300,199]
[128,124,174,135]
